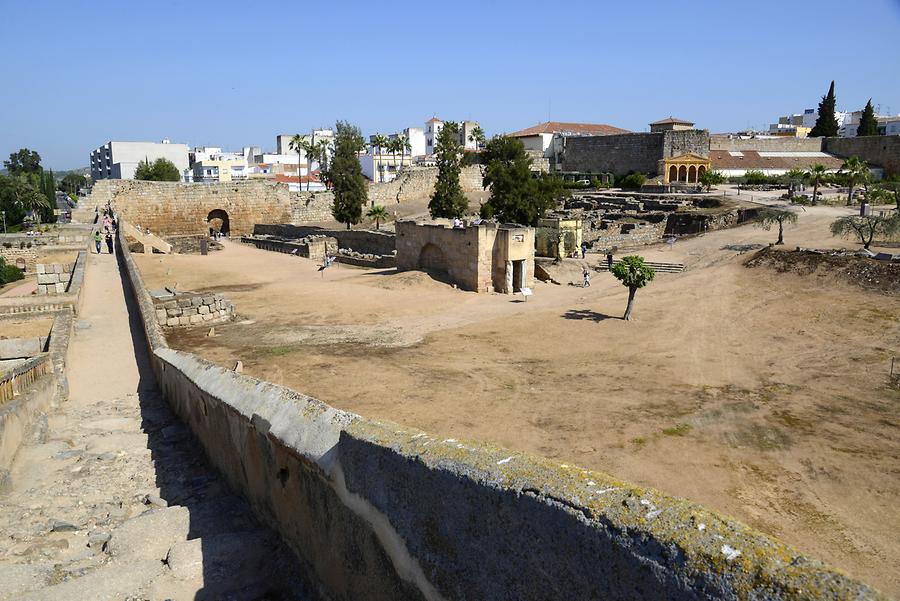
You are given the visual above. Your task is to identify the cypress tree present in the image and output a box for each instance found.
[330,121,368,229]
[809,81,839,138]
[428,121,468,219]
[856,99,879,136]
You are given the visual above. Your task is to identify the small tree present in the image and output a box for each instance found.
[755,208,798,245]
[330,121,368,229]
[856,99,879,137]
[785,168,807,198]
[698,169,726,192]
[135,158,181,181]
[831,214,900,250]
[809,81,839,138]
[743,170,769,185]
[370,134,390,183]
[468,125,486,151]
[840,156,869,206]
[870,177,900,212]
[611,256,655,321]
[618,172,646,190]
[366,205,389,230]
[806,164,828,205]
[429,121,468,219]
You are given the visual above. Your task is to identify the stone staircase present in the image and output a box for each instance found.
[606,259,685,273]
[120,220,172,254]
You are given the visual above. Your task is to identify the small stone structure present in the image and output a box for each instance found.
[396,220,535,293]
[150,289,236,328]
[35,263,74,295]
[535,216,583,258]
[241,234,337,263]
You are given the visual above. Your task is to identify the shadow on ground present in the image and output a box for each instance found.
[562,309,620,322]
[116,245,318,601]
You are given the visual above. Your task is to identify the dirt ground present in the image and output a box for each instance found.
[135,204,900,596]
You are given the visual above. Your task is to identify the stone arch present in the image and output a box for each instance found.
[668,165,677,183]
[207,209,230,236]
[418,243,447,273]
[678,165,687,182]
[15,258,26,271]
[698,165,706,178]
[688,165,697,183]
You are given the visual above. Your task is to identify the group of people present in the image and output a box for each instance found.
[94,203,118,255]
[581,251,615,288]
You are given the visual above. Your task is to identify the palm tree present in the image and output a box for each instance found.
[366,205,389,230]
[468,125,486,151]
[840,156,869,206]
[289,134,306,186]
[370,134,389,183]
[299,139,320,191]
[785,168,806,199]
[11,176,50,224]
[806,164,827,205]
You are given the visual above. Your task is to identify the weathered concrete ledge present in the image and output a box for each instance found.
[117,228,887,600]
[0,355,54,483]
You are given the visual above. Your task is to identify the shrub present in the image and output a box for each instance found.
[618,172,647,190]
[0,257,24,285]
[743,170,769,185]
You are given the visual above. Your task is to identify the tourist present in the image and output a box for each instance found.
[581,242,587,259]
[93,230,102,254]
[582,267,591,288]
[606,251,613,271]
[452,217,462,228]
[105,231,114,255]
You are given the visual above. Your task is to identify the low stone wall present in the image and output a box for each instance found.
[0,250,87,316]
[152,292,235,328]
[585,220,668,249]
[117,225,884,600]
[241,234,338,263]
[0,356,55,481]
[35,262,74,295]
[253,224,396,256]
[335,251,397,268]
[289,191,334,223]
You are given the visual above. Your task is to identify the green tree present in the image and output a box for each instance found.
[856,99,879,137]
[809,81,839,137]
[370,134,390,183]
[0,257,25,286]
[610,255,656,321]
[839,156,869,205]
[806,164,828,205]
[330,121,368,229]
[429,121,468,219]
[755,208,798,245]
[366,204,389,230]
[831,214,900,249]
[288,134,308,186]
[479,135,564,225]
[785,168,807,198]
[60,172,87,194]
[4,148,42,176]
[135,158,181,181]
[618,172,646,190]
[468,126,486,151]
[743,170,769,185]
[316,139,335,189]
[870,176,900,212]
[698,169,726,192]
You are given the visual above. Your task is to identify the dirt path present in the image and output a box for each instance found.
[0,251,313,600]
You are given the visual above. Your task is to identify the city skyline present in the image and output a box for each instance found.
[2,0,899,169]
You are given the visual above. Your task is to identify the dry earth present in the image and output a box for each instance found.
[135,204,900,596]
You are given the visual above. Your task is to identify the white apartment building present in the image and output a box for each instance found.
[424,118,481,154]
[90,140,190,180]
[396,127,426,158]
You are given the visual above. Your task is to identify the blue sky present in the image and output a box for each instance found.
[2,0,899,169]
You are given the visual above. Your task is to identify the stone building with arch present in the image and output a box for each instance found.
[396,220,534,294]
[659,153,712,184]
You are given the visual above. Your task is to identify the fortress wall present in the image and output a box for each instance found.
[117,227,887,601]
[86,179,293,236]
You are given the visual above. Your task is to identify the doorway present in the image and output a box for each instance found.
[512,260,526,292]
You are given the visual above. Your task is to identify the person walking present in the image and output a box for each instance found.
[105,231,114,255]
[93,230,102,254]
[606,251,613,271]
[582,267,591,288]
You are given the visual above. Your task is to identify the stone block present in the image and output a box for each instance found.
[189,314,203,324]
[163,300,177,309]
[183,306,198,315]
[202,295,215,305]
[155,309,167,321]
[178,316,190,325]
[191,296,203,306]
[198,305,210,315]
[213,293,223,301]
[36,264,45,274]
[202,313,214,321]
[55,283,66,293]
[166,317,179,327]
[37,274,59,285]
[53,264,64,274]
[178,298,193,308]
[37,285,47,294]
[166,308,182,317]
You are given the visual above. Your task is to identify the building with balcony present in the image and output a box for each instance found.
[90,140,189,180]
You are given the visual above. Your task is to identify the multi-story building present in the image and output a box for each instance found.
[424,118,443,155]
[424,118,481,154]
[394,127,426,158]
[90,140,190,180]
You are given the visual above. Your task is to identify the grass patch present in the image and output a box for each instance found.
[662,423,692,437]
[265,345,297,357]
[630,437,647,447]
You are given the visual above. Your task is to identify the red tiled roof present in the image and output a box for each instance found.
[710,150,846,171]
[426,117,443,123]
[650,116,694,126]
[276,171,321,184]
[508,121,629,137]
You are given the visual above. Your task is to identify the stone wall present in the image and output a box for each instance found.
[368,166,484,207]
[253,224,396,256]
[241,235,338,263]
[585,221,668,249]
[35,263,74,295]
[562,130,709,176]
[0,251,87,316]
[709,135,824,152]
[289,191,334,223]
[86,179,293,237]
[116,226,885,601]
[151,292,235,328]
[824,136,900,176]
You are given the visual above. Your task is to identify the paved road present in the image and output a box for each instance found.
[0,250,315,600]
